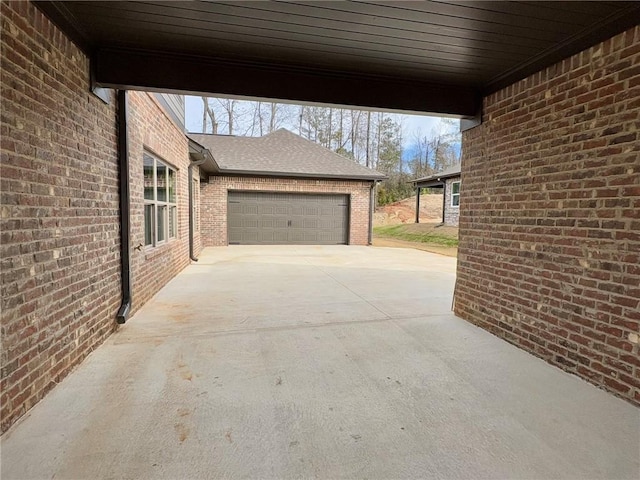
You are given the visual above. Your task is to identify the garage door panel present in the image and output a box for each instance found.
[244,205,258,215]
[272,230,289,243]
[303,218,319,229]
[260,217,275,228]
[243,218,259,228]
[227,191,349,245]
[259,204,276,215]
[304,206,319,216]
[320,206,335,215]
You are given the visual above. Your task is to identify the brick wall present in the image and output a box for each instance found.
[456,26,640,405]
[193,174,202,255]
[0,1,120,432]
[201,176,372,246]
[0,3,195,433]
[127,91,194,310]
[444,177,461,226]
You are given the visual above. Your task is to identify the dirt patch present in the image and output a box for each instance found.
[375,194,442,225]
[372,237,458,258]
[174,423,189,443]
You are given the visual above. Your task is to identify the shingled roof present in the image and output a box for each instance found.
[188,129,385,181]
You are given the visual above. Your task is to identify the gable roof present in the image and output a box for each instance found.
[413,164,461,187]
[188,129,385,181]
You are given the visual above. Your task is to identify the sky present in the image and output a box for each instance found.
[185,95,456,151]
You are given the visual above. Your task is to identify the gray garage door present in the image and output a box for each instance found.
[227,191,349,245]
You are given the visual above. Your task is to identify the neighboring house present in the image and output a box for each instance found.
[412,164,461,226]
[189,129,385,246]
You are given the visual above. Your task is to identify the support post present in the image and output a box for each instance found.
[441,182,447,225]
[415,186,421,224]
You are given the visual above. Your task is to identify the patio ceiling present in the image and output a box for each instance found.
[35,1,640,117]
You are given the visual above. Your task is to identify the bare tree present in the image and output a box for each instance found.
[201,97,218,133]
[216,98,239,135]
[337,109,345,150]
[263,102,293,133]
[249,101,264,136]
[202,98,207,132]
[376,112,383,169]
[365,110,372,167]
[269,103,277,132]
[298,105,305,136]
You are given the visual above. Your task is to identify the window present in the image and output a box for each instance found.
[451,181,461,207]
[144,152,177,246]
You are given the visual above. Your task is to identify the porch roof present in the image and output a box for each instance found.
[34,1,640,117]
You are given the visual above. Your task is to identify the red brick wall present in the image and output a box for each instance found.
[193,174,202,255]
[201,176,372,246]
[0,3,195,433]
[1,1,120,432]
[456,26,640,405]
[127,91,194,310]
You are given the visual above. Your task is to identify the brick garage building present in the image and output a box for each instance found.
[190,130,384,246]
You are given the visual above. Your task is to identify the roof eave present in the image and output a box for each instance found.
[187,137,220,174]
[413,171,461,185]
[415,180,444,188]
[214,169,386,182]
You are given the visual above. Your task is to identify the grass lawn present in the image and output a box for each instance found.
[373,223,459,247]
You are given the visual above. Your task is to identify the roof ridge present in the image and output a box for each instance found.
[188,130,386,180]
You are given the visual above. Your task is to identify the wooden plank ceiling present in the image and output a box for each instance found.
[35,1,640,117]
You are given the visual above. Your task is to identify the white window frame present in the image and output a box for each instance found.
[451,181,461,208]
[144,151,177,247]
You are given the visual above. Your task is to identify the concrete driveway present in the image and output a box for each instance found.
[2,246,639,479]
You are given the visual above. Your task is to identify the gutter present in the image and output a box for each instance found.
[187,138,216,261]
[116,90,131,324]
[211,169,386,182]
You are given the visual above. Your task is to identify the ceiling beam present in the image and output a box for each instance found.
[93,48,480,118]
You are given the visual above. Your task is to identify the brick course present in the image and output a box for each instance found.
[0,3,195,432]
[456,26,640,405]
[201,177,372,246]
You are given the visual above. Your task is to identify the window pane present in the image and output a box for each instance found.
[157,205,167,242]
[168,168,176,203]
[452,182,460,194]
[143,154,155,200]
[157,162,167,202]
[452,195,460,207]
[144,204,154,245]
[169,206,177,238]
